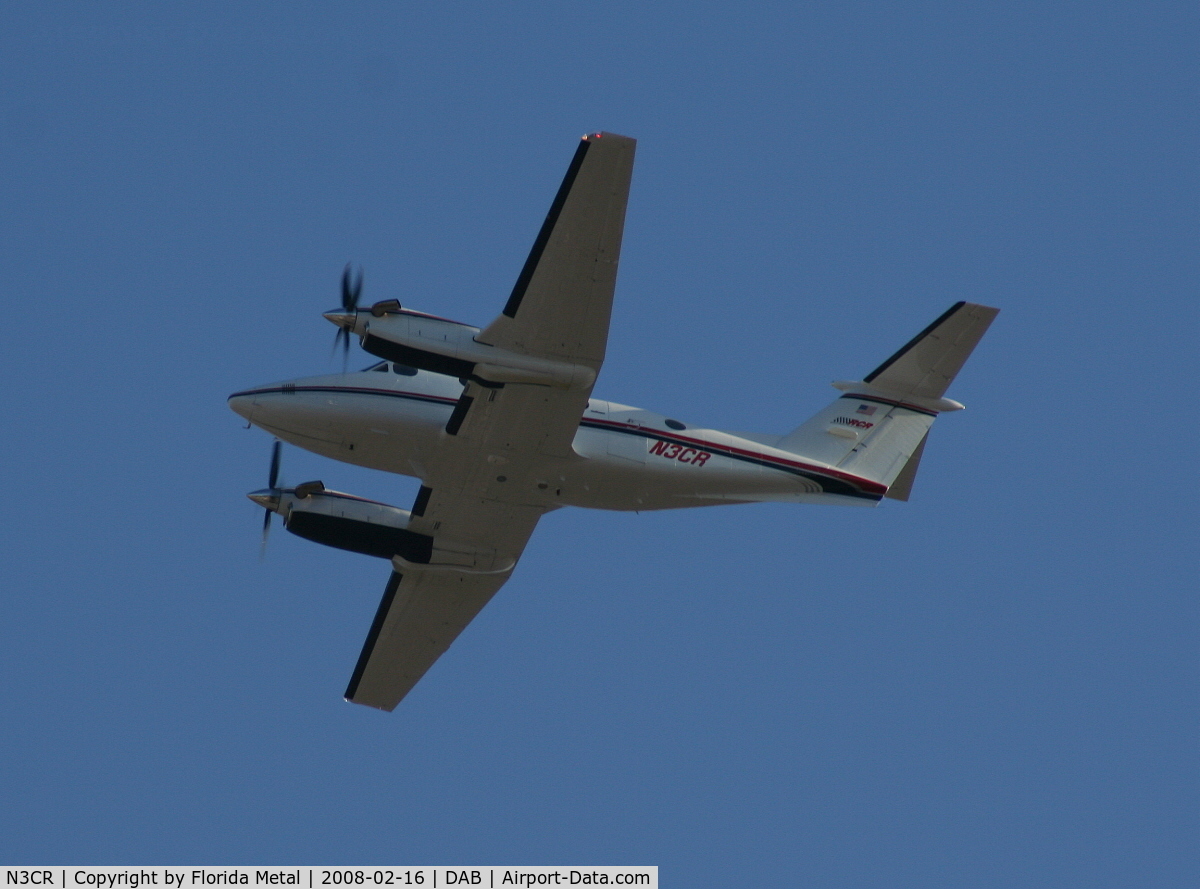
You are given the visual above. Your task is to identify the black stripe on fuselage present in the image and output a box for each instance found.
[345,571,403,702]
[230,385,459,408]
[579,419,883,501]
[502,138,592,319]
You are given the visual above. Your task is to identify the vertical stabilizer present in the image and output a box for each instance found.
[778,302,998,499]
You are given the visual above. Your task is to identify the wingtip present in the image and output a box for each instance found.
[583,131,636,145]
[343,690,399,712]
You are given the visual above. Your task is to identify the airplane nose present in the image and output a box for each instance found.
[228,391,257,422]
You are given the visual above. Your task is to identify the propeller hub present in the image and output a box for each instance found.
[248,489,281,512]
[323,309,356,330]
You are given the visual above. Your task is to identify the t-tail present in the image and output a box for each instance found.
[779,301,999,500]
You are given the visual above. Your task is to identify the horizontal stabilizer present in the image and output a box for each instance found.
[864,301,999,400]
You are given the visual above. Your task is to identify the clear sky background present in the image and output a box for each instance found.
[1,3,1194,885]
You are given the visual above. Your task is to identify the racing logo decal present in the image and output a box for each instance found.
[832,416,875,430]
[649,439,711,466]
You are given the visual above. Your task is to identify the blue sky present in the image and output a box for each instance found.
[1,2,1195,885]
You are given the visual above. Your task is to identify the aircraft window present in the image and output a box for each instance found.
[665,419,686,430]
[392,364,418,376]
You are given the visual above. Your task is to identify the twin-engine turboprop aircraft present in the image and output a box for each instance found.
[229,132,999,712]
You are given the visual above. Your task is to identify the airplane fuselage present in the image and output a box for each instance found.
[228,363,885,513]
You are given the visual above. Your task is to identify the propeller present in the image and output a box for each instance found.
[333,263,364,367]
[250,443,327,558]
[259,440,282,555]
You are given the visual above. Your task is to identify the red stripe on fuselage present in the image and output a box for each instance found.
[581,417,887,495]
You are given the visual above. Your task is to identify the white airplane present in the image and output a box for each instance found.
[229,132,998,712]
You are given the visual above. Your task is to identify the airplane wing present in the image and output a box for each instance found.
[345,565,517,712]
[346,134,637,710]
[477,131,636,369]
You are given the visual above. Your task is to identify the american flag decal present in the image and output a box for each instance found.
[856,404,876,416]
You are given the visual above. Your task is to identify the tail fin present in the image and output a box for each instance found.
[779,302,998,500]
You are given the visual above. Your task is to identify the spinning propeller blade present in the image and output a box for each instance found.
[342,263,363,310]
[334,263,364,368]
[259,440,282,557]
[267,438,281,489]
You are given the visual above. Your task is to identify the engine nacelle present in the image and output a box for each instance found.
[277,488,431,561]
[252,485,511,572]
[327,306,595,389]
